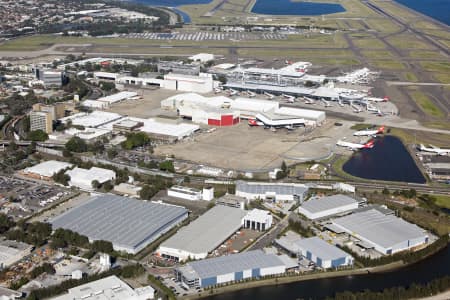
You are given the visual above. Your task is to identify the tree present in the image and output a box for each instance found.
[281,161,287,173]
[27,130,49,141]
[65,137,88,153]
[107,147,118,159]
[52,169,70,186]
[140,184,156,200]
[382,187,390,195]
[91,180,101,190]
[99,81,115,91]
[121,132,151,150]
[217,74,227,84]
[159,160,174,173]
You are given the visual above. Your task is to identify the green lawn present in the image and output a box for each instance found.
[410,91,445,118]
[433,195,450,209]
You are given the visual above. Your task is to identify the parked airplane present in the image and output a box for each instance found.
[264,92,275,100]
[248,119,264,127]
[282,94,295,103]
[419,144,450,155]
[364,96,389,102]
[336,139,375,151]
[214,87,222,94]
[304,96,315,104]
[353,126,385,137]
[247,90,256,98]
[227,89,239,96]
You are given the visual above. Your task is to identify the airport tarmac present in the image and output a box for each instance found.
[118,32,287,41]
[154,120,356,171]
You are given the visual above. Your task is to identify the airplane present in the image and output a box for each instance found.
[247,90,256,98]
[336,139,375,151]
[248,119,264,127]
[264,92,275,100]
[353,126,385,137]
[365,96,389,102]
[282,94,295,103]
[227,89,239,96]
[419,144,450,156]
[285,125,295,131]
[304,96,315,104]
[321,98,332,107]
[214,87,222,94]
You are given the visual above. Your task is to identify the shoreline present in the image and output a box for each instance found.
[183,242,449,300]
[391,0,449,29]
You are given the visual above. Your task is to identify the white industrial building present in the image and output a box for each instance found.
[65,167,116,191]
[168,186,202,201]
[175,250,286,288]
[50,195,188,254]
[113,183,142,197]
[60,111,124,128]
[83,91,138,108]
[298,194,361,220]
[22,160,73,180]
[161,93,325,126]
[157,206,247,261]
[331,209,429,255]
[275,234,353,269]
[0,240,33,270]
[136,117,200,140]
[0,286,21,299]
[235,181,309,202]
[50,275,154,300]
[242,209,273,231]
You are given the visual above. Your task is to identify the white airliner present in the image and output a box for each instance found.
[264,92,275,100]
[353,126,385,137]
[419,144,450,155]
[227,89,239,96]
[364,96,389,102]
[247,90,256,98]
[336,139,375,151]
[282,94,295,103]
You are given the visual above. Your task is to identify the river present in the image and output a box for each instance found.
[205,245,450,300]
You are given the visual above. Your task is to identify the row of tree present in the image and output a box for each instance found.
[330,275,450,300]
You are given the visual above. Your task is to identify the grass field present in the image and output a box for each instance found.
[404,72,418,82]
[353,37,386,49]
[388,128,450,146]
[409,91,445,118]
[433,195,450,209]
[421,61,450,73]
[361,50,393,59]
[371,60,405,70]
[432,73,450,84]
[387,34,432,50]
[408,50,447,60]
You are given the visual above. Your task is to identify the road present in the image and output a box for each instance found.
[246,212,291,251]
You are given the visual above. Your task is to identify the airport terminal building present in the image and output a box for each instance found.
[175,250,286,288]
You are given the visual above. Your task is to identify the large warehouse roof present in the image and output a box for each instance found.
[50,195,188,253]
[236,181,308,195]
[300,194,358,214]
[275,107,325,122]
[332,209,426,249]
[23,160,73,178]
[294,237,350,261]
[60,111,124,128]
[183,250,284,279]
[136,117,199,139]
[160,205,247,255]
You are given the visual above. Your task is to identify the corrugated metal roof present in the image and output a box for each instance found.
[332,209,427,249]
[50,195,187,252]
[299,194,358,214]
[294,236,351,261]
[236,181,308,196]
[186,250,284,279]
[160,206,247,255]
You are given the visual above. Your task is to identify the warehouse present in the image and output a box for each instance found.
[94,91,138,105]
[331,209,429,255]
[298,194,361,220]
[242,209,273,231]
[50,275,154,300]
[275,235,353,268]
[65,167,116,191]
[60,111,124,128]
[0,240,33,269]
[179,106,240,126]
[137,117,200,141]
[175,250,286,288]
[235,181,308,202]
[22,160,73,181]
[275,107,326,125]
[50,195,188,254]
[157,206,247,261]
[163,73,215,93]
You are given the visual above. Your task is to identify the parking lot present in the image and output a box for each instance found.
[118,32,287,41]
[0,176,75,219]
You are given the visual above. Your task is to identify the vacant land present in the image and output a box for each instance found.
[433,195,450,209]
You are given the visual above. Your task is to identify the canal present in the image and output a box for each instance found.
[205,245,450,300]
[343,136,426,184]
